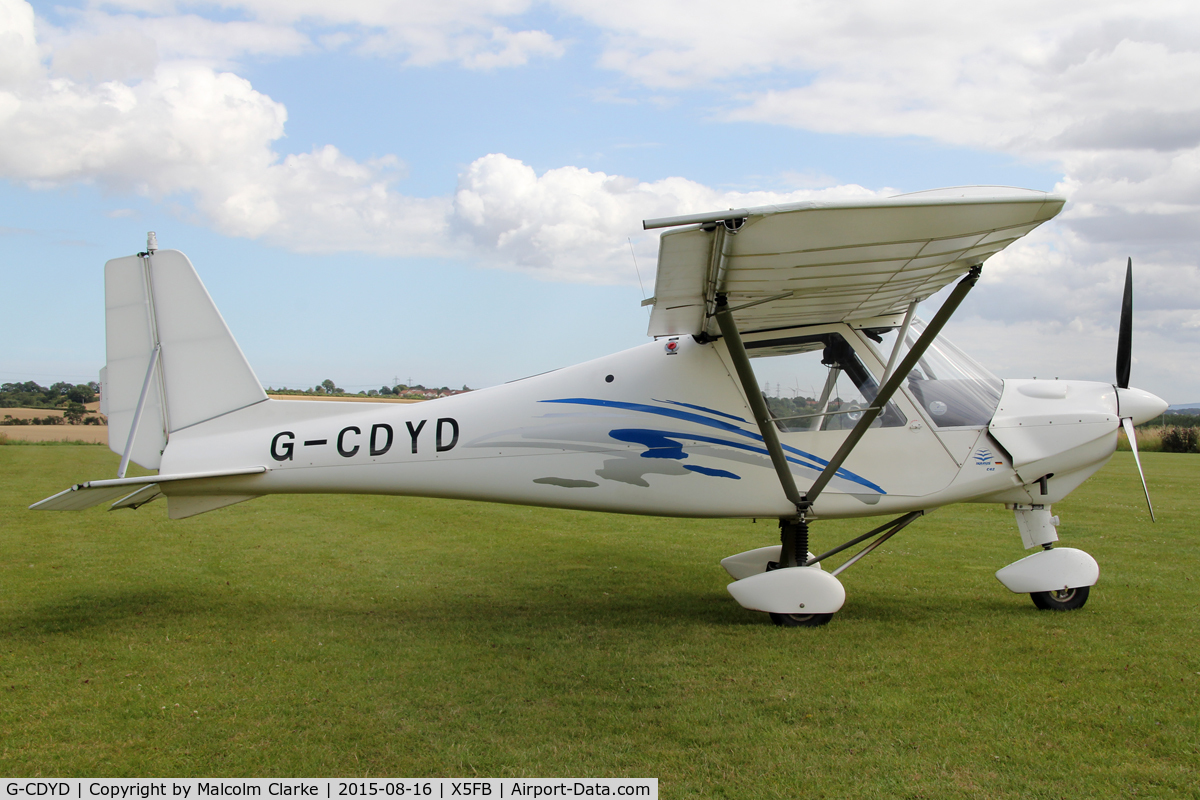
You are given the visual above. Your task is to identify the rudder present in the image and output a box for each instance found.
[102,245,266,471]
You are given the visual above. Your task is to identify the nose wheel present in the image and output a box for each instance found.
[1031,585,1090,611]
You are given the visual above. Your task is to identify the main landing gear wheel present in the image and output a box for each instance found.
[770,612,834,628]
[1030,586,1090,611]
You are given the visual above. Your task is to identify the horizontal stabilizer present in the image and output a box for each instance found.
[30,466,267,511]
[33,480,157,511]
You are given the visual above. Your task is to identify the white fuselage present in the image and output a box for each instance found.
[157,325,1148,521]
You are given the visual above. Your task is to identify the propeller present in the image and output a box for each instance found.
[1117,258,1133,390]
[1122,417,1154,521]
[1115,257,1155,521]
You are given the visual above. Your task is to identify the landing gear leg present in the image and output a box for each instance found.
[776,517,808,568]
[769,518,833,628]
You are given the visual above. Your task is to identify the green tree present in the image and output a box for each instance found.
[64,402,86,424]
[67,383,95,404]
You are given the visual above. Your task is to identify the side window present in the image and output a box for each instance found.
[746,332,906,432]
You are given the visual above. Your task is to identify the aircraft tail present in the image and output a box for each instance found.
[101,239,267,472]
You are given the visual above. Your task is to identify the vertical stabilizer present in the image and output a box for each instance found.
[103,248,267,471]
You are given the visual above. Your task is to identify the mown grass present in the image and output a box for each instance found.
[2,448,1198,797]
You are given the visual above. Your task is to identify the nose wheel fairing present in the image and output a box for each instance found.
[995,547,1099,595]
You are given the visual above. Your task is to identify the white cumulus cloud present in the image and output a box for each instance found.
[0,1,883,282]
[0,0,448,256]
[6,0,1200,398]
[81,0,566,70]
[557,0,1200,389]
[451,153,881,282]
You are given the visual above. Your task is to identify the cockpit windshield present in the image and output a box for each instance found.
[866,319,1003,427]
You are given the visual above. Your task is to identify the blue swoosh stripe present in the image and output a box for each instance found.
[684,465,741,479]
[608,427,885,494]
[541,397,865,478]
[652,399,748,423]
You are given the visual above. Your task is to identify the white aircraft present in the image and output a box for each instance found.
[33,186,1167,626]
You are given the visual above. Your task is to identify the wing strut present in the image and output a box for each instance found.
[882,300,918,383]
[802,266,982,510]
[715,266,981,518]
[714,296,807,515]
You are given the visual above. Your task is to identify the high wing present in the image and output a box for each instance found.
[643,186,1065,338]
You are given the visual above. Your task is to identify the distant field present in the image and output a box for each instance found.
[0,396,425,444]
[3,448,1197,795]
[0,427,108,443]
[1,402,102,420]
[2,402,107,443]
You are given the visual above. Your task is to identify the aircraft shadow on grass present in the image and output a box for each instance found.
[1,589,197,638]
[4,585,961,637]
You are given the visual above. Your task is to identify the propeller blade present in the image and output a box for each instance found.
[1121,417,1156,522]
[1116,257,1133,389]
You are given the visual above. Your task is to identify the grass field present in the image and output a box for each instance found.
[2,447,1197,797]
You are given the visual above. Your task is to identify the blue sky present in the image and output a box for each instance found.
[3,0,1198,400]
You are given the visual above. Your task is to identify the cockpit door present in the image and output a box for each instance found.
[733,324,961,503]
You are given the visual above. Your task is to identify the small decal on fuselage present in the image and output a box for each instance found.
[972,448,1002,471]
